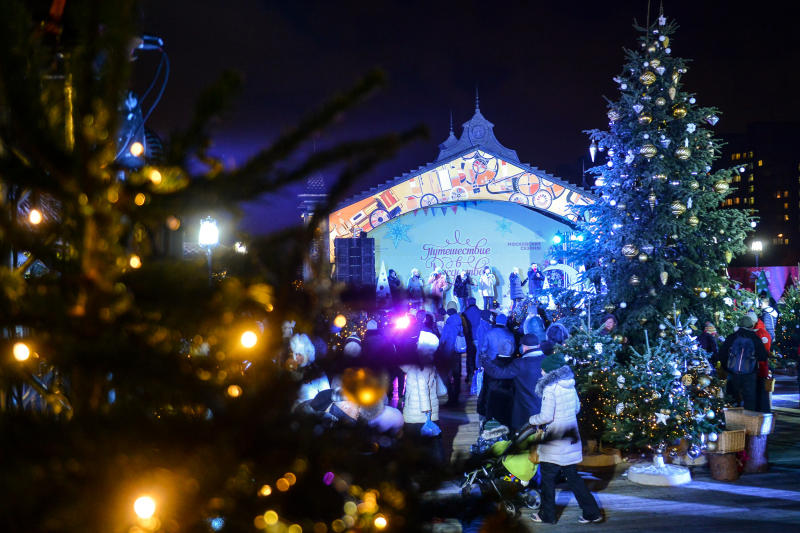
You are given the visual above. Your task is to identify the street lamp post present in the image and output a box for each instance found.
[198,217,219,283]
[751,240,762,268]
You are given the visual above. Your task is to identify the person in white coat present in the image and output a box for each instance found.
[400,330,444,463]
[529,352,602,524]
[479,267,496,310]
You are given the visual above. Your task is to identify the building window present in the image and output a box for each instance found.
[749,196,755,204]
[749,174,754,182]
[784,202,789,209]
[777,191,782,199]
[758,160,763,166]
[734,175,741,183]
[735,197,741,205]
[748,185,754,193]
[786,239,790,245]
[785,214,790,221]
[784,190,789,198]
[749,151,754,158]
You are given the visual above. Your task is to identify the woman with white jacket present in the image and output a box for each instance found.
[529,353,602,524]
[400,330,444,463]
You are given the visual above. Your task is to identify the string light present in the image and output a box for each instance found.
[133,495,156,519]
[129,255,142,269]
[134,193,146,206]
[240,330,258,349]
[227,385,242,398]
[333,314,347,328]
[129,142,144,157]
[374,515,388,530]
[12,342,31,361]
[149,169,162,185]
[28,209,43,225]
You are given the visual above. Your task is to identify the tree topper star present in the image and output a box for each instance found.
[655,412,670,425]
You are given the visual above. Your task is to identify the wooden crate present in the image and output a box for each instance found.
[716,427,745,453]
[723,407,774,435]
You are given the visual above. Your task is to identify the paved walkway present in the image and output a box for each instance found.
[433,367,800,531]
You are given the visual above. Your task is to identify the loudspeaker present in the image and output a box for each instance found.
[333,237,375,286]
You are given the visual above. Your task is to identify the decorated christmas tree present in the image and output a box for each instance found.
[568,10,753,344]
[0,2,441,531]
[776,279,800,366]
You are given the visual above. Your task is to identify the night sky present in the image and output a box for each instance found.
[138,0,800,234]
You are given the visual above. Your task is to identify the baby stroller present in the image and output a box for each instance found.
[461,421,543,517]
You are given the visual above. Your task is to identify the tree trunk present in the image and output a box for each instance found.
[743,435,769,473]
[707,453,740,481]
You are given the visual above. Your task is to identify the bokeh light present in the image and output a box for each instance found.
[28,209,42,225]
[333,314,347,328]
[134,193,146,206]
[263,510,278,526]
[258,484,272,497]
[167,216,181,230]
[149,169,162,185]
[129,142,144,157]
[276,477,290,492]
[374,515,388,530]
[227,385,242,398]
[240,330,258,349]
[12,342,30,361]
[129,255,142,269]
[133,495,156,519]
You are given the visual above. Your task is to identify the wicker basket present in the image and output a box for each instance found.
[716,427,745,453]
[724,408,774,435]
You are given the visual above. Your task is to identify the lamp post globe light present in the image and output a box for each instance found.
[751,239,762,268]
[198,217,219,282]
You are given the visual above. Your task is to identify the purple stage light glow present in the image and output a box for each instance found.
[323,471,335,485]
[394,315,411,330]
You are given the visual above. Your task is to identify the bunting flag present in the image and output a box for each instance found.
[450,205,458,214]
[439,206,447,216]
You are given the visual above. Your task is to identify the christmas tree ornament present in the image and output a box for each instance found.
[617,375,626,388]
[633,103,644,113]
[613,334,624,343]
[650,58,661,68]
[686,123,697,133]
[688,180,699,190]
[659,137,671,148]
[653,173,667,182]
[629,274,641,286]
[647,44,657,54]
[672,104,687,118]
[689,97,696,104]
[706,410,715,420]
[608,109,620,122]
[659,330,667,338]
[641,244,654,254]
[639,70,657,85]
[668,86,676,100]
[604,303,616,313]
[616,402,625,415]
[648,191,657,210]
[639,317,648,324]
[681,374,693,386]
[670,201,686,216]
[640,144,658,158]
[671,70,681,84]
[589,140,597,162]
[674,146,691,160]
[688,215,699,227]
[638,113,653,125]
[724,250,733,263]
[620,301,627,308]
[655,66,666,76]
[713,180,729,194]
[660,271,669,285]
[706,115,719,126]
[655,97,666,106]
[638,253,648,262]
[622,244,639,258]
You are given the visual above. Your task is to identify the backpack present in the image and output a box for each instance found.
[727,334,757,374]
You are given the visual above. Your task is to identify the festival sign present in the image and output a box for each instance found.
[328,149,593,260]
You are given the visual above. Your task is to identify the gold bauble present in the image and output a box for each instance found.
[613,334,624,343]
[674,146,691,160]
[698,375,712,388]
[668,86,676,100]
[608,109,621,122]
[639,317,648,325]
[670,201,687,216]
[688,180,699,190]
[660,271,669,285]
[681,374,693,387]
[647,44,657,53]
[655,97,667,106]
[713,180,730,194]
[671,70,680,84]
[629,274,641,286]
[640,144,658,158]
[688,215,699,227]
[672,104,687,119]
[638,253,649,262]
[650,58,661,68]
[638,113,653,125]
[719,286,727,295]
[653,173,667,182]
[659,330,667,338]
[622,244,639,258]
[639,70,657,85]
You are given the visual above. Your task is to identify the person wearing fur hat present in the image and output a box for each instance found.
[545,322,570,346]
[290,333,331,405]
[407,269,424,309]
[697,321,719,360]
[529,354,602,524]
[401,330,445,463]
[477,313,516,423]
[718,312,769,411]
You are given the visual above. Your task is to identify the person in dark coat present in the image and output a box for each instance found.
[697,321,719,361]
[453,270,474,312]
[462,297,481,386]
[527,263,544,297]
[477,314,516,422]
[481,333,544,431]
[718,313,769,411]
[509,268,526,314]
[439,303,465,406]
[387,269,403,302]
